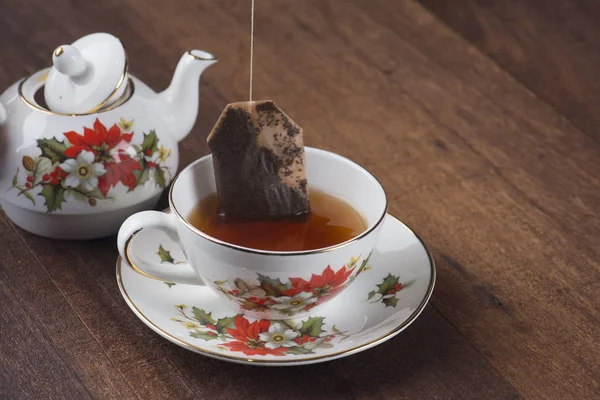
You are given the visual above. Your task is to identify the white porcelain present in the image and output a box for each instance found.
[45,33,128,114]
[117,213,435,366]
[118,147,388,320]
[0,33,217,239]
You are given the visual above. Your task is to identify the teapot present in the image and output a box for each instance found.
[0,33,217,239]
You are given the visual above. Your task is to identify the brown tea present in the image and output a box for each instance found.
[187,189,367,251]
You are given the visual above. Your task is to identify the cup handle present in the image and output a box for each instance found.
[117,211,205,286]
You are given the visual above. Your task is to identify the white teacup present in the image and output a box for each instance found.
[117,147,387,320]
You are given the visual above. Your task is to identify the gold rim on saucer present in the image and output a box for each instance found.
[116,214,436,365]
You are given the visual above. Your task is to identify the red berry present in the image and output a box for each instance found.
[50,178,59,185]
[51,167,66,180]
[387,289,395,295]
[299,335,310,344]
[25,183,31,188]
[294,338,302,344]
[148,161,156,168]
[42,174,50,181]
[394,283,402,291]
[145,149,152,156]
[26,176,33,182]
[206,324,216,330]
[309,337,317,343]
[207,332,216,337]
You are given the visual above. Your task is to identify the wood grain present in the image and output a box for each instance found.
[0,215,136,399]
[420,0,600,143]
[0,0,599,399]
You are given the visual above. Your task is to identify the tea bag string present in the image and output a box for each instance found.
[249,0,255,102]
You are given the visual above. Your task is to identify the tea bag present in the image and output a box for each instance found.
[207,100,310,222]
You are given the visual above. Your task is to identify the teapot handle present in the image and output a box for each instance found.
[0,102,7,125]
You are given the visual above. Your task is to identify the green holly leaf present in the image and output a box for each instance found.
[214,280,227,286]
[141,130,159,153]
[286,346,315,355]
[258,274,289,296]
[376,273,400,296]
[157,245,175,263]
[39,183,66,212]
[190,331,219,341]
[215,316,236,334]
[154,167,166,188]
[298,317,324,337]
[367,290,377,301]
[164,282,176,288]
[23,191,35,206]
[11,168,18,187]
[382,296,399,308]
[192,307,217,325]
[135,159,150,186]
[37,138,68,164]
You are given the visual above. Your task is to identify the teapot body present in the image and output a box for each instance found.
[0,69,180,239]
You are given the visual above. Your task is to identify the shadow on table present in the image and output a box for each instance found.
[163,303,497,399]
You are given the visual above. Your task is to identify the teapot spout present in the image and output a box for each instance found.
[158,50,217,142]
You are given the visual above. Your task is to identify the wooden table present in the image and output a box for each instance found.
[1,1,598,399]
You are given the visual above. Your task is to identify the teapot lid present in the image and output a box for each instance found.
[44,32,128,114]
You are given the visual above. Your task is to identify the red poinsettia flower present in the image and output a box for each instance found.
[221,315,286,356]
[63,119,140,196]
[98,157,142,196]
[63,118,133,159]
[283,265,354,299]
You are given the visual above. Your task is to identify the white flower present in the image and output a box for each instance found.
[270,292,317,313]
[60,150,106,191]
[258,323,298,349]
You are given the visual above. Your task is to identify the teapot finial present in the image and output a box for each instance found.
[44,33,128,114]
[52,45,87,78]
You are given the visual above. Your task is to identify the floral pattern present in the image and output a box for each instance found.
[367,273,415,307]
[164,251,422,357]
[212,251,373,316]
[7,118,173,212]
[172,304,351,357]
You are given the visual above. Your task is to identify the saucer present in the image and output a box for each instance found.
[117,214,435,366]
